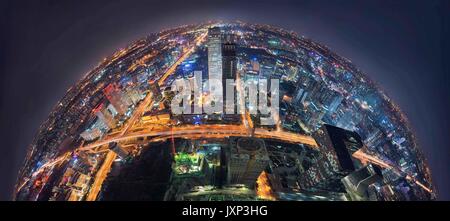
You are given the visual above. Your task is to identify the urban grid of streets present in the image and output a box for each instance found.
[15,22,434,201]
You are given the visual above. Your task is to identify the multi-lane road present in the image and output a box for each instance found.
[79,124,319,152]
[85,151,117,201]
[352,149,433,193]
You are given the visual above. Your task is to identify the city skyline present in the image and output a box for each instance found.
[0,0,449,200]
[12,22,435,201]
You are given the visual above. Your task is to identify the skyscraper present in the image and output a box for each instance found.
[227,137,270,188]
[293,87,308,106]
[80,116,110,141]
[313,124,364,168]
[222,42,237,115]
[341,164,383,200]
[207,27,223,97]
[326,95,343,113]
[301,124,364,191]
[103,83,132,115]
[93,102,118,129]
[222,42,237,81]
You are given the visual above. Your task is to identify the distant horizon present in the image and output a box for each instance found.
[1,0,448,200]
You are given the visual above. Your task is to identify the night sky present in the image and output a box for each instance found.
[0,0,449,200]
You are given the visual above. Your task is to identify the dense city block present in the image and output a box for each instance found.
[15,22,434,201]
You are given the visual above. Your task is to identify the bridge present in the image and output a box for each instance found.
[78,124,319,152]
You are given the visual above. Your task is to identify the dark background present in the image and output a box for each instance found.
[0,0,449,200]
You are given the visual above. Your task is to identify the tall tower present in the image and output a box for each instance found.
[227,137,270,188]
[301,124,364,191]
[207,27,223,96]
[222,42,237,115]
[222,42,237,81]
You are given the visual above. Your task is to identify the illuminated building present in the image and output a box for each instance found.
[267,152,303,192]
[251,59,260,73]
[293,87,308,106]
[165,151,212,200]
[93,102,118,129]
[222,42,237,80]
[103,83,132,115]
[326,94,343,113]
[341,164,383,200]
[227,137,270,188]
[149,81,162,102]
[301,124,364,191]
[222,42,238,116]
[302,105,326,130]
[364,127,385,148]
[126,87,143,105]
[173,152,206,177]
[207,27,223,96]
[256,171,276,200]
[207,27,222,75]
[80,116,110,141]
[315,124,364,155]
